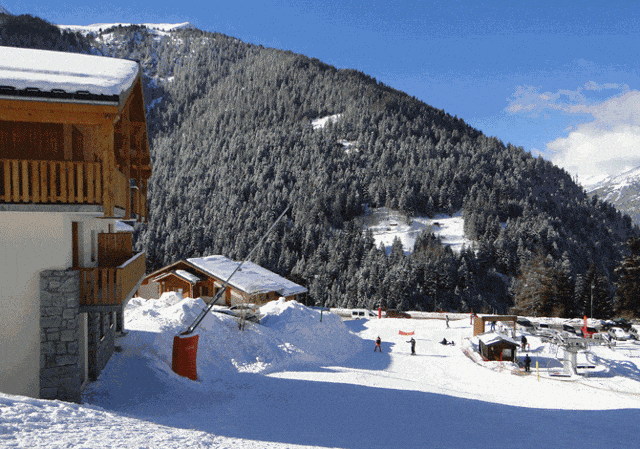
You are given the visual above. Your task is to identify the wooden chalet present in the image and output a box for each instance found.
[0,46,151,401]
[138,255,308,306]
[477,332,520,362]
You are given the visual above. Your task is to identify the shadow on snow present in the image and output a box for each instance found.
[84,330,640,449]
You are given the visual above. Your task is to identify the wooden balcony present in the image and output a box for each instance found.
[0,159,147,221]
[98,232,133,267]
[76,251,146,309]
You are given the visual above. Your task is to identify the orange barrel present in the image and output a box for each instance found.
[172,334,199,380]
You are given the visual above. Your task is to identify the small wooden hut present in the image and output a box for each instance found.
[477,332,519,362]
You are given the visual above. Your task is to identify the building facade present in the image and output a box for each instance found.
[0,46,151,401]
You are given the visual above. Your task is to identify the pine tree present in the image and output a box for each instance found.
[615,238,640,317]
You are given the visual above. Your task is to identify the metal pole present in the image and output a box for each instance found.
[181,206,289,335]
[591,280,594,320]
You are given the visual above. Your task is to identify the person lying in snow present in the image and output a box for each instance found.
[440,338,455,346]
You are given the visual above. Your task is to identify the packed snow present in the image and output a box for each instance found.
[363,207,473,254]
[2,293,639,447]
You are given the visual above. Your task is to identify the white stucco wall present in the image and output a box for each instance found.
[0,211,112,398]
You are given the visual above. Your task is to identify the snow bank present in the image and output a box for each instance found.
[124,294,364,381]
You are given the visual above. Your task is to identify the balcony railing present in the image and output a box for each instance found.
[1,159,102,204]
[0,159,147,220]
[76,251,146,308]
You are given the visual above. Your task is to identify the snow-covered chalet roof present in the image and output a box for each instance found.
[477,332,520,347]
[0,46,140,104]
[152,270,201,285]
[174,270,201,284]
[187,255,307,297]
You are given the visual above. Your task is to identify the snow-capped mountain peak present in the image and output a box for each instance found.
[587,165,640,225]
[58,22,195,35]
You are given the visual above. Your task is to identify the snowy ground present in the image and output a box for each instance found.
[362,207,473,254]
[2,295,640,448]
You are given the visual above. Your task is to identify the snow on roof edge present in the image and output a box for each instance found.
[187,255,307,297]
[0,46,140,102]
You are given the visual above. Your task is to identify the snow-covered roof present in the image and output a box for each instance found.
[187,255,307,297]
[477,332,520,347]
[153,270,200,285]
[115,221,135,232]
[0,46,140,104]
[174,270,201,284]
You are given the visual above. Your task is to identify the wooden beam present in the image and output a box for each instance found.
[75,125,98,162]
[98,121,115,217]
[121,103,131,219]
[63,124,73,160]
[0,99,118,125]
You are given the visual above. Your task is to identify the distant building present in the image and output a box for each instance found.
[0,46,151,401]
[137,255,307,305]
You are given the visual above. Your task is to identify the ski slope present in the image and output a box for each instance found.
[1,295,639,448]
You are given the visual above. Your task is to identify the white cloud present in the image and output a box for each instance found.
[506,83,640,182]
[505,84,589,116]
[506,82,631,118]
[548,91,640,182]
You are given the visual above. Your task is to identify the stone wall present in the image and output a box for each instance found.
[87,311,115,380]
[39,270,81,403]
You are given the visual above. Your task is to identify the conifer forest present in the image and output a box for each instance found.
[3,13,640,317]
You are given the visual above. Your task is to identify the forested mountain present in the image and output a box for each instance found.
[2,13,639,317]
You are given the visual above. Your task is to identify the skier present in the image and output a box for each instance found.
[521,335,528,351]
[446,315,450,328]
[374,336,382,352]
[407,337,416,355]
[524,354,531,372]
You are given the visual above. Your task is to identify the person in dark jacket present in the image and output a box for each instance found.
[521,335,528,351]
[524,354,531,372]
[407,337,416,355]
[374,336,382,352]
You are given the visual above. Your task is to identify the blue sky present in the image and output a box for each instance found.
[3,1,640,185]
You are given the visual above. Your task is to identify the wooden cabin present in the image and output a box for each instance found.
[138,255,308,306]
[477,333,520,362]
[0,46,151,402]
